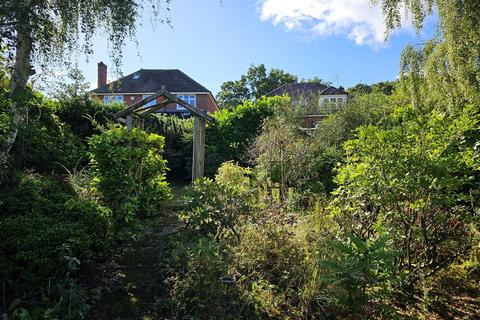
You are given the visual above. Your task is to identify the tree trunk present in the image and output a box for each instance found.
[1,30,33,155]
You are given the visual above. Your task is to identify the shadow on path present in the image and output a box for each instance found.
[87,216,182,320]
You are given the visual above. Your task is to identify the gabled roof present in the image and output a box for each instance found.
[91,69,211,94]
[266,82,347,100]
[321,86,348,95]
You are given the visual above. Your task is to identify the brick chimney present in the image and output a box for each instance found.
[97,62,107,88]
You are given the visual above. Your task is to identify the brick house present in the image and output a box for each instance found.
[266,82,348,128]
[91,62,220,115]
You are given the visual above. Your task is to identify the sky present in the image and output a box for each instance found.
[71,0,438,95]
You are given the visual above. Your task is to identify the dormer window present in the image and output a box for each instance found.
[132,74,140,80]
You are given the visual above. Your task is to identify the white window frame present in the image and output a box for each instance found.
[103,95,124,104]
[142,94,157,108]
[176,94,195,110]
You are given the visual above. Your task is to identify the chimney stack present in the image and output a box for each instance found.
[97,62,107,88]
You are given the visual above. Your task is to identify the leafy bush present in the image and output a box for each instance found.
[159,236,247,319]
[88,124,170,222]
[0,174,111,308]
[314,92,394,150]
[180,162,254,241]
[12,97,85,173]
[232,221,308,319]
[331,105,480,288]
[319,234,400,313]
[145,114,193,181]
[55,95,123,141]
[203,96,279,175]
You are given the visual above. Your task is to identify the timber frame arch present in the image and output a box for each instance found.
[113,88,217,181]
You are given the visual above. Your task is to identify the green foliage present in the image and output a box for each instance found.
[348,81,397,97]
[0,174,110,313]
[55,95,123,141]
[233,221,308,319]
[0,72,11,149]
[181,162,254,241]
[0,0,172,70]
[315,92,394,149]
[217,64,297,110]
[145,114,193,181]
[11,96,85,173]
[319,234,400,312]
[88,124,170,222]
[332,105,480,286]
[159,236,247,319]
[253,115,309,203]
[380,0,480,109]
[54,66,92,100]
[204,96,278,175]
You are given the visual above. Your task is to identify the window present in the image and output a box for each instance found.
[142,95,157,108]
[103,95,124,104]
[177,95,195,110]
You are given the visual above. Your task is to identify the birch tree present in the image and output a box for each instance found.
[0,0,172,154]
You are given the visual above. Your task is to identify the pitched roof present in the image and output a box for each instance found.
[266,82,347,99]
[91,69,211,94]
[322,86,348,95]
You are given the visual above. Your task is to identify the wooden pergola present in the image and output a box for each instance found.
[113,88,217,181]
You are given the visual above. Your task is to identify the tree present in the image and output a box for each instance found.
[55,66,91,100]
[376,0,480,108]
[348,81,396,97]
[348,83,373,96]
[332,105,479,287]
[216,64,298,110]
[0,0,173,154]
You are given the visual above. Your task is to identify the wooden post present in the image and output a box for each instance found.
[126,114,133,131]
[192,116,206,181]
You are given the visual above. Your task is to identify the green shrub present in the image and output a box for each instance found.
[1,172,74,216]
[232,221,308,319]
[181,162,254,241]
[0,173,111,302]
[203,96,279,175]
[12,97,84,173]
[331,105,480,289]
[88,124,170,222]
[319,234,401,313]
[160,237,240,319]
[145,114,193,181]
[55,95,123,141]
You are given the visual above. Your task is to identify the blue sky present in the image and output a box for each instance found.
[73,0,437,95]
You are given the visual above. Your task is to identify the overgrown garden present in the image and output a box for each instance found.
[1,0,479,319]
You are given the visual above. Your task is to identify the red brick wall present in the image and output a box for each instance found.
[196,94,219,113]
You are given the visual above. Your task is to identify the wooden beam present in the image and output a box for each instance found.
[114,88,217,123]
[161,90,217,123]
[192,117,206,181]
[138,100,170,116]
[114,90,167,119]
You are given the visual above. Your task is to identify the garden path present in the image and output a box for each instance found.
[86,189,184,320]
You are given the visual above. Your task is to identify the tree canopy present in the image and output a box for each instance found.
[0,0,173,154]
[377,0,480,109]
[216,64,298,110]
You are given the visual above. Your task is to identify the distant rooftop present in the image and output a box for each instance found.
[266,82,347,100]
[91,69,211,94]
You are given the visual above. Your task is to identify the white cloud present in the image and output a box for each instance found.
[257,0,408,48]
